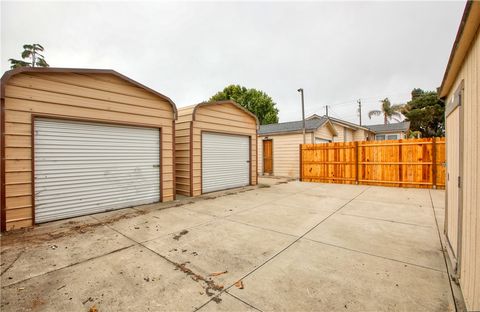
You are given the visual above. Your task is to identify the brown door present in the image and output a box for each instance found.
[263,140,273,174]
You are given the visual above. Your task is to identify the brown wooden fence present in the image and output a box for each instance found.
[300,137,445,189]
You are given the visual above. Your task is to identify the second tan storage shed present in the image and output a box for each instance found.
[175,101,258,196]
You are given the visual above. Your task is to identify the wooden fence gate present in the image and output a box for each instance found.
[300,138,445,189]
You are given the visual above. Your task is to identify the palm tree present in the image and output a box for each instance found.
[9,44,49,69]
[368,98,403,125]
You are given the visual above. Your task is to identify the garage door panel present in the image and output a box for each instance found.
[202,132,249,193]
[34,119,160,223]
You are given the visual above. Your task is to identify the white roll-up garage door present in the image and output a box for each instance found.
[202,132,250,193]
[34,118,160,223]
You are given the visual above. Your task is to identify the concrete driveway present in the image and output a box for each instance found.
[0,179,453,311]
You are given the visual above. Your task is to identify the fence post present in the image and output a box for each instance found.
[355,141,359,184]
[299,144,303,182]
[432,137,437,189]
[398,140,403,188]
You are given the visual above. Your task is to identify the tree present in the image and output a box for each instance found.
[8,44,50,69]
[368,98,404,124]
[209,85,279,125]
[402,89,445,137]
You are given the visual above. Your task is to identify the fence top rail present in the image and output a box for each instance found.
[358,141,433,147]
[301,146,356,150]
[301,138,445,149]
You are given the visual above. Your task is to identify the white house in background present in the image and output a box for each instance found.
[307,114,375,142]
[258,115,373,178]
[365,121,411,140]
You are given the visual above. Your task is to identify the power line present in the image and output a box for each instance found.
[307,92,412,110]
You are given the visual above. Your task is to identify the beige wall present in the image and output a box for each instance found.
[374,131,406,140]
[353,129,373,141]
[330,122,374,142]
[175,102,258,197]
[315,123,335,142]
[445,27,480,311]
[174,106,194,196]
[2,72,175,231]
[332,123,354,142]
[258,133,311,178]
[258,124,336,178]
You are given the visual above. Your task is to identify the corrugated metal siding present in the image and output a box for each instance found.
[34,119,160,223]
[2,71,175,231]
[445,25,480,311]
[190,103,257,196]
[202,132,249,193]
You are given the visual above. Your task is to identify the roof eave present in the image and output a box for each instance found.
[439,1,480,98]
[259,129,316,136]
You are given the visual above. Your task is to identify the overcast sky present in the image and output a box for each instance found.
[1,1,466,125]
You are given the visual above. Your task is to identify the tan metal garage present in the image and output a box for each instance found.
[0,67,177,231]
[175,100,258,196]
[439,2,479,311]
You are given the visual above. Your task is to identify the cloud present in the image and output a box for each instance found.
[1,1,465,125]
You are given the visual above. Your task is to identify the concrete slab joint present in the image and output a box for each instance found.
[0,179,455,312]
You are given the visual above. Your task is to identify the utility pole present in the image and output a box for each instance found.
[357,99,362,125]
[297,88,306,144]
[32,44,36,67]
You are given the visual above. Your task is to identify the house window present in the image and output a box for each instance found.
[387,134,399,140]
[375,134,386,141]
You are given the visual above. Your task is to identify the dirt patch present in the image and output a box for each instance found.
[174,261,224,299]
[172,230,189,241]
[258,184,271,188]
[0,209,147,248]
[0,181,281,249]
[211,296,222,304]
[30,296,45,310]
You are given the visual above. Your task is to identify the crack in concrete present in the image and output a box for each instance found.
[0,249,25,276]
[194,186,372,311]
[222,219,299,239]
[93,217,227,304]
[303,237,446,273]
[180,192,296,220]
[1,245,134,289]
[339,212,434,228]
[224,291,264,312]
[223,215,446,274]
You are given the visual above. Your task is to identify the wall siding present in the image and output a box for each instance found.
[174,107,194,196]
[353,129,369,141]
[258,133,313,178]
[258,125,339,178]
[445,28,479,311]
[2,72,175,231]
[315,124,335,142]
[175,103,257,197]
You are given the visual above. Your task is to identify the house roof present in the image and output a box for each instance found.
[259,117,328,135]
[365,121,410,133]
[439,1,480,98]
[325,116,371,131]
[307,114,371,131]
